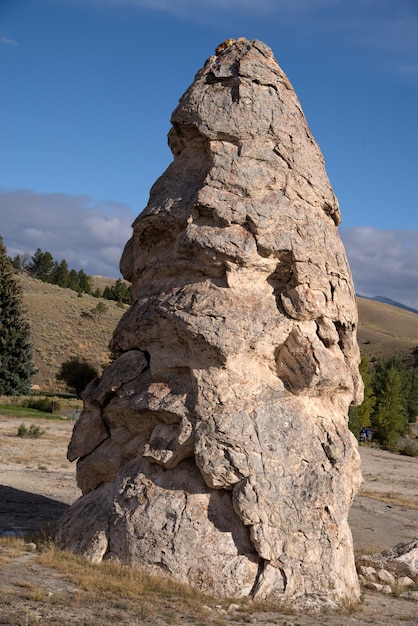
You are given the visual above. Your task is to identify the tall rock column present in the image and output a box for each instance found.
[56,38,363,610]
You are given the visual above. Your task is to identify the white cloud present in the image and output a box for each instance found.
[85,215,131,246]
[341,227,418,310]
[0,34,18,47]
[0,188,134,278]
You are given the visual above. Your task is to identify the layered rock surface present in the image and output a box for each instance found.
[56,38,363,609]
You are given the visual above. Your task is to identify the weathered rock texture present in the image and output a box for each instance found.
[56,38,363,610]
[357,542,418,600]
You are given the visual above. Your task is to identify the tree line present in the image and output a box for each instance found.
[0,237,132,396]
[349,353,418,451]
[10,248,132,304]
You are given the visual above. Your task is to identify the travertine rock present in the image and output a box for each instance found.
[358,541,418,580]
[56,38,363,609]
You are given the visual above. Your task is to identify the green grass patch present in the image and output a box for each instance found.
[0,405,63,420]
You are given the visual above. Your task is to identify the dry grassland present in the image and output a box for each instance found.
[356,298,418,362]
[19,273,126,390]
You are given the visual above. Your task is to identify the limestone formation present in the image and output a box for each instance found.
[56,38,363,610]
[358,541,418,581]
[358,542,418,600]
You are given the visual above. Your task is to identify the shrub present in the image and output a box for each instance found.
[56,356,99,398]
[17,423,45,438]
[27,396,60,414]
[397,440,418,457]
[17,423,28,437]
[28,424,44,438]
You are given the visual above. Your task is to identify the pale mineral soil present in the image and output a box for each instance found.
[0,414,417,625]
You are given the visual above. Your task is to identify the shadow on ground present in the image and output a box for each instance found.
[0,485,69,535]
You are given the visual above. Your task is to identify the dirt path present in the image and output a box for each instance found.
[0,415,417,624]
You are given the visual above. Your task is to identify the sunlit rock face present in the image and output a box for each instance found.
[56,38,363,610]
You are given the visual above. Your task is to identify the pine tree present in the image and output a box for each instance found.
[102,279,132,304]
[10,254,22,271]
[349,354,376,438]
[0,237,37,395]
[77,269,92,294]
[50,259,70,288]
[372,364,407,450]
[403,367,418,423]
[91,301,108,322]
[68,269,79,291]
[27,248,54,280]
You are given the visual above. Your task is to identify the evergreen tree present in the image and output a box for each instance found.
[403,367,418,423]
[113,278,132,304]
[91,301,108,321]
[77,269,92,294]
[68,269,79,291]
[412,346,418,369]
[103,279,132,304]
[10,255,22,271]
[372,364,407,450]
[28,248,54,280]
[10,252,30,272]
[50,259,70,288]
[21,247,94,295]
[0,237,37,395]
[349,354,376,438]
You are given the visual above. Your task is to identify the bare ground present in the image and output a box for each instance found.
[0,414,417,625]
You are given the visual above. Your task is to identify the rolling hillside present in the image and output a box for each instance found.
[17,274,418,391]
[19,273,126,390]
[357,297,418,363]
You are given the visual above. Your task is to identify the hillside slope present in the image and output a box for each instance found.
[17,274,418,390]
[357,297,418,363]
[19,274,126,390]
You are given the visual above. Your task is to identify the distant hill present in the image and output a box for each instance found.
[356,296,418,363]
[16,274,418,391]
[358,294,418,316]
[19,273,126,391]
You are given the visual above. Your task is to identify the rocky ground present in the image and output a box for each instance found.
[0,414,417,624]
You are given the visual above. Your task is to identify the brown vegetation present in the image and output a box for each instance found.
[357,297,418,363]
[18,273,126,390]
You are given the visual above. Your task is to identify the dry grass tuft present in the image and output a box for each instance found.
[0,535,28,551]
[0,535,232,625]
[38,544,218,607]
[360,490,418,509]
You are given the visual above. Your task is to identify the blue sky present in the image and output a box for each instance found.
[1,0,418,308]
